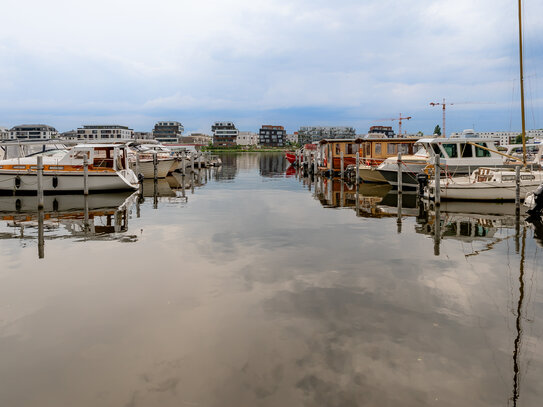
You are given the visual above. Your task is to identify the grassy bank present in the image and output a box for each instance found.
[201,146,293,153]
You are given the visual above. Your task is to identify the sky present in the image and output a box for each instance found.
[1,0,543,135]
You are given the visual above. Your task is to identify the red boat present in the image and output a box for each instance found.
[285,152,297,165]
[285,144,317,166]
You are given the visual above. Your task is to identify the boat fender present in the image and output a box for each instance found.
[14,176,21,189]
[53,199,59,212]
[137,173,144,183]
[15,199,21,211]
[52,176,59,188]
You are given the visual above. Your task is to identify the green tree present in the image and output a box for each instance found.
[514,134,523,144]
[433,125,441,136]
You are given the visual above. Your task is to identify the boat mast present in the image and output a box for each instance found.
[518,0,527,167]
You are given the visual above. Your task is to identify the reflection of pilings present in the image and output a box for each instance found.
[84,194,89,235]
[511,227,526,406]
[434,205,441,256]
[37,208,44,259]
[153,180,158,209]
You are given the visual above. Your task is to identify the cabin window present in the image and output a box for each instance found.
[346,144,356,154]
[375,143,382,155]
[442,144,458,158]
[401,143,412,154]
[475,143,491,157]
[431,144,444,157]
[460,143,473,158]
[387,143,396,155]
[335,144,340,155]
[363,142,370,157]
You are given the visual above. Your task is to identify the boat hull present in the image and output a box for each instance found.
[432,181,542,201]
[130,159,173,178]
[0,170,138,194]
[358,166,387,183]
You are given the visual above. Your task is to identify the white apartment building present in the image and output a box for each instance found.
[450,129,543,146]
[8,124,59,140]
[236,131,258,146]
[286,133,299,144]
[76,125,134,140]
[0,126,9,140]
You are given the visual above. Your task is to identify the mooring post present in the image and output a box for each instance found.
[434,155,441,206]
[83,155,89,195]
[135,153,140,179]
[153,153,158,181]
[181,155,186,176]
[397,152,402,194]
[191,154,195,173]
[340,151,344,179]
[355,151,360,186]
[515,165,521,210]
[314,151,318,175]
[37,155,44,209]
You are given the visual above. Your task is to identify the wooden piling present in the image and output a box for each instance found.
[434,155,441,206]
[37,155,44,208]
[397,152,402,194]
[340,151,344,178]
[515,165,521,210]
[355,152,360,186]
[83,155,89,195]
[153,153,158,181]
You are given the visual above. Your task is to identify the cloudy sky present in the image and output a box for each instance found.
[1,0,542,135]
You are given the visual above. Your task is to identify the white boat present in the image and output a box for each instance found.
[128,143,179,177]
[427,167,543,201]
[0,142,138,194]
[378,137,504,188]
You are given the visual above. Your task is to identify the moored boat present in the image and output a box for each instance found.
[0,143,138,194]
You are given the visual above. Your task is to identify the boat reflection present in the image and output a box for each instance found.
[0,192,138,258]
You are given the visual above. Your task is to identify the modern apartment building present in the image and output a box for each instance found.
[237,131,259,147]
[297,126,356,144]
[368,125,395,138]
[212,122,238,147]
[134,131,154,140]
[0,126,9,140]
[259,125,286,147]
[8,124,59,140]
[152,121,184,143]
[449,129,543,146]
[76,125,133,140]
[286,132,299,144]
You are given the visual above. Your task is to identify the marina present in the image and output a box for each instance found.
[0,152,542,406]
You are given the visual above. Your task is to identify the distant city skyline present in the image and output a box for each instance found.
[1,0,542,135]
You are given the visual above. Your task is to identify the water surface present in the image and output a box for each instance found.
[1,152,542,407]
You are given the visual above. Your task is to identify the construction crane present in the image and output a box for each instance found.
[377,113,412,137]
[429,98,454,137]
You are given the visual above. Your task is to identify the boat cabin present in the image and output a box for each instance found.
[355,137,420,166]
[60,144,130,171]
[417,137,504,169]
[318,139,360,172]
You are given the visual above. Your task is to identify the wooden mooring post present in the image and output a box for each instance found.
[83,155,89,195]
[340,151,344,179]
[515,166,521,211]
[434,155,441,206]
[37,155,44,209]
[355,152,360,186]
[397,152,402,232]
[153,153,158,181]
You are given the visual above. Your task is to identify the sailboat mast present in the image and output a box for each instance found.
[518,0,527,167]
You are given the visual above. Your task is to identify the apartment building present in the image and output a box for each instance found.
[237,131,259,147]
[212,122,239,147]
[76,125,133,140]
[259,125,286,147]
[152,121,184,143]
[297,126,356,144]
[8,124,59,140]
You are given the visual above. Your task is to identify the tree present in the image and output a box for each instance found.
[514,134,523,144]
[433,125,441,136]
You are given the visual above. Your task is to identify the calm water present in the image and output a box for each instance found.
[1,152,542,407]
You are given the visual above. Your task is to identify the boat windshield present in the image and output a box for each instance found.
[0,143,67,159]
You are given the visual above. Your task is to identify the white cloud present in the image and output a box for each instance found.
[0,0,542,133]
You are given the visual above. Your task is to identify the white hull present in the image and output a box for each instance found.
[0,170,138,193]
[428,171,543,201]
[130,159,173,178]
